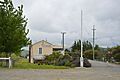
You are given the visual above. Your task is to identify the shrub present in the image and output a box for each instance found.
[84,50,101,60]
[64,60,72,66]
[83,58,91,67]
[56,54,72,67]
[11,53,22,67]
[44,52,91,67]
[44,52,62,65]
[0,52,7,57]
[44,52,74,67]
[114,53,120,62]
[71,56,80,67]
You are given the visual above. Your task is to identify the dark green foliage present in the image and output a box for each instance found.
[43,52,74,67]
[105,52,112,62]
[0,52,6,57]
[71,40,102,61]
[64,60,71,66]
[45,52,63,65]
[95,45,100,50]
[113,53,120,62]
[83,58,91,67]
[65,49,70,52]
[71,41,79,52]
[57,54,72,67]
[83,41,93,52]
[105,46,120,62]
[107,46,120,62]
[71,55,80,67]
[111,46,120,55]
[0,0,30,56]
[71,40,94,52]
[43,52,91,67]
[84,50,100,60]
[84,50,93,59]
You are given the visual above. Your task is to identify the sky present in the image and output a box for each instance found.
[12,0,120,48]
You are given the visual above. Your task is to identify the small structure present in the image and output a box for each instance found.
[0,57,12,68]
[29,40,62,63]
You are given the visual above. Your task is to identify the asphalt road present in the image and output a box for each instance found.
[0,60,120,80]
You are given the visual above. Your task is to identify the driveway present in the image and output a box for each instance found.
[0,60,120,80]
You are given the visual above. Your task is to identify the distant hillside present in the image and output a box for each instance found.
[21,50,29,58]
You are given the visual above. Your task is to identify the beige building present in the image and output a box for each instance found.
[29,40,63,63]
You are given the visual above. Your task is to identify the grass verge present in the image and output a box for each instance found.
[14,58,68,69]
[0,58,68,69]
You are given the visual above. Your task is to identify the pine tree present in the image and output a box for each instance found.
[0,0,30,56]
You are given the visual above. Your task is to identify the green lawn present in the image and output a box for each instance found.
[0,58,68,69]
[114,62,120,65]
[13,58,68,69]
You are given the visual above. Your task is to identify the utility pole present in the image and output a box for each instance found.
[92,25,96,60]
[61,32,66,55]
[80,10,83,67]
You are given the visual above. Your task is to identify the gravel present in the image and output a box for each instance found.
[0,60,120,80]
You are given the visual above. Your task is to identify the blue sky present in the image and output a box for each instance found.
[13,0,120,48]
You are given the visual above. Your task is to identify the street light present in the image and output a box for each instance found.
[92,25,96,60]
[61,32,66,55]
[80,10,83,67]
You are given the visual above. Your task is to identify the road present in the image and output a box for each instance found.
[0,60,120,80]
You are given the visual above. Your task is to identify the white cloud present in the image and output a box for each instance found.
[13,0,120,48]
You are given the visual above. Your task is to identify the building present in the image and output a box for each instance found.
[29,40,63,63]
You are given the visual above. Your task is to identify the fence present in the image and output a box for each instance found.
[0,57,12,68]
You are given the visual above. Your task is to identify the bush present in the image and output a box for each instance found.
[114,53,120,62]
[83,58,91,67]
[11,53,21,66]
[84,50,101,60]
[14,58,68,69]
[64,60,72,66]
[71,56,80,67]
[44,52,91,68]
[71,57,91,67]
[56,54,73,67]
[44,52,62,65]
[0,52,7,57]
[44,52,74,67]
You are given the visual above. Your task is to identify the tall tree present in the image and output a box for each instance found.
[71,40,98,52]
[71,41,77,52]
[83,41,92,51]
[106,46,120,62]
[0,0,30,56]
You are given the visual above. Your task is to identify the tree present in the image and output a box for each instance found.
[83,41,92,51]
[71,40,102,60]
[71,40,93,52]
[114,53,120,62]
[106,46,120,62]
[95,45,100,50]
[71,41,78,52]
[84,50,102,60]
[0,0,30,57]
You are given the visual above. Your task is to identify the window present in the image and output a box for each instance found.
[39,48,42,54]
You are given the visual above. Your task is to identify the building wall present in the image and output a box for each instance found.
[42,46,53,55]
[30,41,53,63]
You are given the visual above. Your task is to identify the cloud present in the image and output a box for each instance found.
[13,0,120,48]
